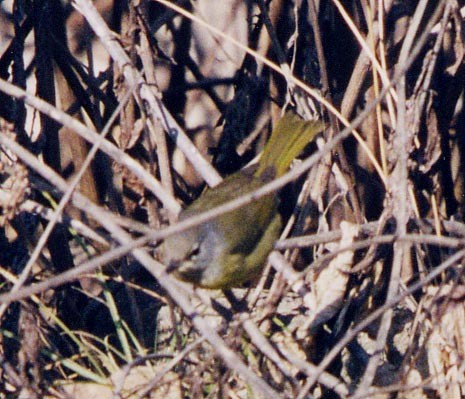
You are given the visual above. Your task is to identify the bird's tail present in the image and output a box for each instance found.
[255,113,325,179]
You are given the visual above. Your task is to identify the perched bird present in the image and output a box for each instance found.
[164,113,324,289]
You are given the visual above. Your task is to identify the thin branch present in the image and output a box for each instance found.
[72,0,223,188]
[0,78,181,215]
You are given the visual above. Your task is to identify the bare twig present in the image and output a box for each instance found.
[0,78,181,215]
[72,0,223,188]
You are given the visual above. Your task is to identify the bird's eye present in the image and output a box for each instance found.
[188,243,200,259]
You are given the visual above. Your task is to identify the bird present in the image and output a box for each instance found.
[163,112,324,289]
